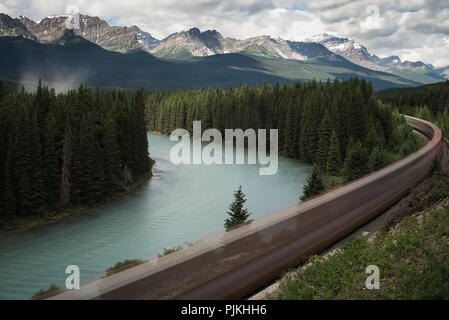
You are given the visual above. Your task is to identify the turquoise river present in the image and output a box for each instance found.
[0,134,311,299]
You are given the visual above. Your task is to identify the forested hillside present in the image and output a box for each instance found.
[378,81,449,139]
[0,78,427,228]
[0,35,418,92]
[378,80,449,113]
[0,80,153,228]
[146,79,422,186]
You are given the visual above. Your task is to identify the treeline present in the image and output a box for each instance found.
[378,80,449,114]
[378,81,449,140]
[146,79,421,183]
[0,80,153,225]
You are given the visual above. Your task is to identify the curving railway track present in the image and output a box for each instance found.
[51,116,443,300]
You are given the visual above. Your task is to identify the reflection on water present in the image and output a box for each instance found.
[0,134,311,299]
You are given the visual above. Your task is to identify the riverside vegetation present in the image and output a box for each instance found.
[145,79,423,200]
[0,78,425,230]
[0,80,153,229]
[278,166,449,300]
[11,77,435,298]
[378,80,449,141]
[225,185,251,229]
[276,80,449,300]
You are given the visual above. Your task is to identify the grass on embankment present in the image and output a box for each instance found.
[31,284,61,300]
[103,242,195,277]
[104,259,146,277]
[278,168,449,300]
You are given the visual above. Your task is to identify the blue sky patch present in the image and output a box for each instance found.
[107,16,119,25]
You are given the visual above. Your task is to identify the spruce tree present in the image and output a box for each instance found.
[131,89,151,181]
[2,164,17,216]
[326,130,341,176]
[316,110,332,170]
[224,186,251,229]
[364,122,381,152]
[300,164,325,201]
[101,116,123,194]
[13,109,35,216]
[42,112,61,207]
[0,81,155,225]
[368,147,392,171]
[283,103,296,157]
[343,142,370,182]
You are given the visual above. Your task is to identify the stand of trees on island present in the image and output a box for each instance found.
[145,78,423,199]
[0,80,153,228]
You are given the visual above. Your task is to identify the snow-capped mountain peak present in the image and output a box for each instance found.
[0,13,447,82]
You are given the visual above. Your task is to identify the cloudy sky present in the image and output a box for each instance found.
[1,0,449,67]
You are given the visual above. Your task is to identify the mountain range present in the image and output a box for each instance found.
[307,34,446,84]
[0,12,447,90]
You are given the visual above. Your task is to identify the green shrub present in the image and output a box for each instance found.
[31,284,61,300]
[105,259,145,277]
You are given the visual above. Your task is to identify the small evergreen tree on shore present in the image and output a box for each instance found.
[300,164,325,201]
[225,186,251,229]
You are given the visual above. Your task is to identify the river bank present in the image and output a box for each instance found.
[0,134,311,299]
[0,172,153,234]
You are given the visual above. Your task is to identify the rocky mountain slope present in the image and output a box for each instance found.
[308,33,379,69]
[0,12,447,84]
[308,33,446,83]
[131,25,160,50]
[150,29,447,83]
[0,13,141,53]
[0,14,338,61]
[0,13,36,40]
[150,27,338,61]
[0,35,418,91]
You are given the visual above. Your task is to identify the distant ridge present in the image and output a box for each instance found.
[0,12,447,85]
[0,35,420,92]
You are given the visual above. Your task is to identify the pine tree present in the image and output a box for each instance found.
[13,109,36,216]
[28,111,46,212]
[60,121,72,207]
[130,89,152,181]
[283,103,296,157]
[343,142,370,182]
[326,130,341,176]
[368,147,392,171]
[0,81,155,225]
[364,122,381,152]
[300,164,325,201]
[316,110,332,170]
[224,186,251,229]
[2,164,17,216]
[42,112,61,207]
[71,115,96,204]
[101,116,123,194]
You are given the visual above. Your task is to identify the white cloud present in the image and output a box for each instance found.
[1,0,449,67]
